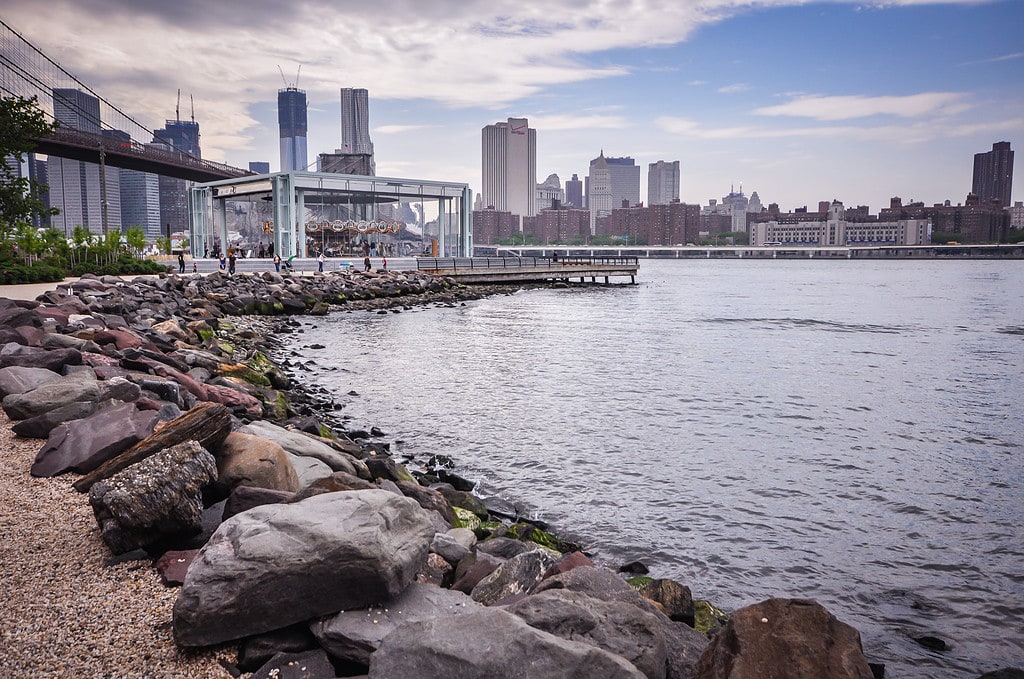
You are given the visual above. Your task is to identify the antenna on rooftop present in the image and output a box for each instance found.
[175,88,180,121]
[190,93,195,123]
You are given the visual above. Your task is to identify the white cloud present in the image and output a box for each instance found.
[753,92,971,120]
[656,113,1024,144]
[961,51,1024,66]
[717,83,751,94]
[374,124,439,135]
[530,114,629,130]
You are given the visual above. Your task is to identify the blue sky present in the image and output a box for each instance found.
[5,0,1022,212]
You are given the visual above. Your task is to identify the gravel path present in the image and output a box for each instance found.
[0,411,236,677]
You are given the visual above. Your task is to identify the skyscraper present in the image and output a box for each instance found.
[249,161,271,174]
[972,141,1014,208]
[565,173,583,208]
[648,160,680,206]
[481,118,537,219]
[588,154,639,209]
[153,116,202,235]
[48,88,120,235]
[278,87,308,172]
[588,151,613,231]
[340,88,373,156]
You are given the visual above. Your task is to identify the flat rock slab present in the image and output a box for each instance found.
[367,607,646,679]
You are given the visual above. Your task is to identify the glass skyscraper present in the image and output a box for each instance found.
[278,87,308,172]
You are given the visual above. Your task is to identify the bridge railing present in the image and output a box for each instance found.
[416,256,639,271]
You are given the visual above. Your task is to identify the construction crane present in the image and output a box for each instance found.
[278,64,302,89]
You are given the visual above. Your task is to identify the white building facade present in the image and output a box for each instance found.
[481,117,537,219]
[647,160,680,205]
[750,201,932,246]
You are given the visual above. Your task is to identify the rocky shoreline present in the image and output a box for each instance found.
[1,267,1017,679]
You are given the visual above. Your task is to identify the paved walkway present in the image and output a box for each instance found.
[0,256,420,302]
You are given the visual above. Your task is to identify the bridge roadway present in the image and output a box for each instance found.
[30,128,250,183]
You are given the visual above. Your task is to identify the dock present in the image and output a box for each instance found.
[416,256,639,285]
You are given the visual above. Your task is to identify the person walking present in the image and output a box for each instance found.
[363,255,371,272]
[178,252,185,274]
[317,251,325,273]
[273,253,281,272]
[228,251,237,276]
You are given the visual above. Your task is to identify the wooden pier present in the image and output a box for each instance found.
[416,256,638,285]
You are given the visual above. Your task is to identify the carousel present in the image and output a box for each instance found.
[188,171,473,260]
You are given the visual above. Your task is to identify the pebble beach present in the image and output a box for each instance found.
[0,410,235,677]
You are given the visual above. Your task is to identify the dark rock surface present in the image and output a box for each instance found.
[31,402,159,477]
[693,598,874,679]
[88,440,217,555]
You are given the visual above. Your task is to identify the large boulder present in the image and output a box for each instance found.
[240,419,363,477]
[312,581,480,664]
[173,489,435,647]
[506,588,670,679]
[216,431,300,494]
[535,566,708,679]
[88,440,217,555]
[31,402,159,477]
[693,598,874,679]
[0,343,81,372]
[367,607,646,679]
[0,365,62,398]
[2,373,100,420]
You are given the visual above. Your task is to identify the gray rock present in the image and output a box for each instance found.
[285,451,333,490]
[173,489,435,647]
[0,365,62,398]
[2,374,100,420]
[477,536,538,560]
[506,588,670,679]
[241,420,363,477]
[312,581,480,664]
[431,530,474,565]
[471,548,560,605]
[98,377,142,403]
[534,566,709,679]
[367,607,646,679]
[88,440,217,555]
[31,402,159,477]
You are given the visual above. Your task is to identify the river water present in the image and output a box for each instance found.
[287,258,1023,677]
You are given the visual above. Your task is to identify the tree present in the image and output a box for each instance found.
[0,96,59,236]
[125,225,147,255]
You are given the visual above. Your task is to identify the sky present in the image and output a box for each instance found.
[3,0,1022,212]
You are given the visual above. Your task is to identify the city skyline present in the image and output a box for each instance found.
[3,1,1021,212]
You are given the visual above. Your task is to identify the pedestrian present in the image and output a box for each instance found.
[228,252,237,276]
[192,261,197,274]
[178,252,185,274]
[382,256,387,270]
[273,253,281,272]
[317,251,325,273]
[363,255,371,272]
[258,242,266,258]
[219,254,226,270]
